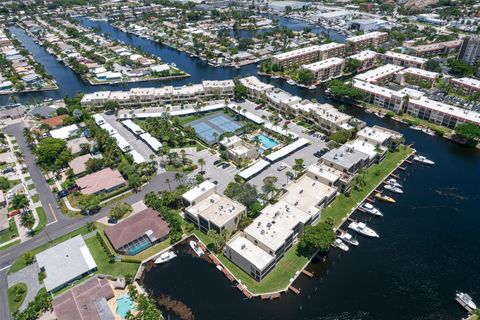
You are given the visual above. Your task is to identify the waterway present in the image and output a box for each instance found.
[3,18,480,320]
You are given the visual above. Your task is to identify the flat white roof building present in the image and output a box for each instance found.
[36,235,97,292]
[122,119,145,135]
[50,124,79,140]
[356,126,392,146]
[182,181,216,205]
[301,57,345,73]
[354,64,404,83]
[226,235,275,271]
[384,51,427,68]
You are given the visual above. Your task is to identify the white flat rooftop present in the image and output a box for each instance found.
[239,159,270,180]
[227,235,274,270]
[354,64,404,83]
[182,181,216,203]
[265,138,310,163]
[384,51,427,64]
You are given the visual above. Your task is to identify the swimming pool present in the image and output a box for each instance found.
[116,294,136,318]
[256,134,279,151]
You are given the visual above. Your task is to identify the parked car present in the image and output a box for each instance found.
[222,163,231,169]
[255,105,263,110]
[213,159,222,166]
[67,184,79,193]
[57,190,69,199]
[277,164,287,171]
[8,209,21,218]
[108,217,118,224]
[284,120,291,125]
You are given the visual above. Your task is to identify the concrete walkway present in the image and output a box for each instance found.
[0,237,20,249]
[7,263,44,312]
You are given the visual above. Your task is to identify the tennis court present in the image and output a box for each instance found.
[186,112,243,145]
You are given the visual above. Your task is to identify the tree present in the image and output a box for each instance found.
[23,127,35,146]
[109,202,132,220]
[329,129,352,144]
[292,158,305,177]
[23,252,34,265]
[233,83,247,100]
[11,194,29,210]
[198,158,205,174]
[35,137,72,171]
[447,59,476,76]
[224,181,258,209]
[128,173,142,192]
[262,176,278,199]
[297,69,314,85]
[78,194,100,214]
[425,59,441,72]
[207,229,228,253]
[455,123,480,147]
[20,211,35,231]
[85,157,104,173]
[344,58,362,74]
[0,177,10,191]
[297,222,335,256]
[328,80,366,102]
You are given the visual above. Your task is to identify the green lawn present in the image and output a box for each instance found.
[33,207,47,235]
[85,236,139,277]
[8,282,27,313]
[32,194,40,203]
[8,179,21,189]
[27,184,35,190]
[0,219,19,246]
[9,225,91,274]
[321,146,413,227]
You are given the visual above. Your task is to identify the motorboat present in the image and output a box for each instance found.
[287,79,295,85]
[190,240,204,257]
[410,125,423,131]
[413,155,435,165]
[360,202,383,216]
[154,250,177,264]
[421,128,435,136]
[375,193,396,203]
[384,184,403,194]
[334,239,349,252]
[348,221,379,238]
[386,178,402,188]
[456,291,477,310]
[338,232,359,246]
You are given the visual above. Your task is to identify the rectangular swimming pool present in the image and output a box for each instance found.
[256,134,279,151]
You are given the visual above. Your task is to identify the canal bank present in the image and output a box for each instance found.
[1,19,479,320]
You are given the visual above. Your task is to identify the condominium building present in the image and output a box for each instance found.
[238,76,274,99]
[272,45,321,68]
[80,80,235,107]
[383,51,427,69]
[182,181,246,234]
[354,64,404,84]
[347,50,378,72]
[352,79,411,113]
[317,42,345,60]
[301,57,345,83]
[321,144,371,174]
[398,67,440,88]
[458,36,480,66]
[407,40,462,57]
[219,135,259,162]
[406,96,480,128]
[449,77,480,96]
[345,31,388,53]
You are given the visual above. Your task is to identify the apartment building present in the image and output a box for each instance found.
[321,144,371,174]
[353,79,409,113]
[345,31,388,53]
[219,135,259,163]
[238,76,274,99]
[318,42,345,60]
[407,40,462,57]
[354,64,404,84]
[449,77,480,96]
[406,96,480,128]
[458,36,480,66]
[383,51,427,69]
[301,57,345,83]
[80,80,235,107]
[398,67,439,88]
[182,181,246,234]
[272,45,321,69]
[347,50,378,72]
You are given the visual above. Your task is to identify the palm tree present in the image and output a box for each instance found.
[21,212,35,233]
[262,176,278,199]
[23,127,35,146]
[198,158,205,174]
[174,172,183,185]
[165,178,172,191]
[285,171,294,184]
[180,149,187,165]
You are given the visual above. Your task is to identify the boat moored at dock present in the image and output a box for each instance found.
[375,193,396,203]
[154,250,177,264]
[384,184,403,194]
[334,239,349,252]
[190,240,204,257]
[386,178,402,188]
[360,202,383,216]
[348,222,379,238]
[455,291,477,312]
[413,155,435,165]
[338,232,359,246]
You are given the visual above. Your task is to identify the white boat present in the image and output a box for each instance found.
[190,240,204,257]
[384,184,403,194]
[360,202,383,216]
[421,128,435,136]
[348,222,379,238]
[154,251,177,264]
[413,155,435,165]
[386,178,402,188]
[339,232,359,246]
[456,291,477,310]
[334,239,349,252]
[287,79,295,85]
[410,125,423,131]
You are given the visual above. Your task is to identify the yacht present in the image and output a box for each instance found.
[456,291,477,310]
[287,79,295,85]
[360,202,383,216]
[348,221,379,238]
[413,155,435,165]
[384,184,403,194]
[334,239,349,252]
[190,240,204,257]
[386,178,402,188]
[338,232,359,246]
[410,125,423,131]
[375,193,396,203]
[421,128,435,136]
[154,251,177,264]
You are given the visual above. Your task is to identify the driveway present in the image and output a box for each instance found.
[7,263,44,312]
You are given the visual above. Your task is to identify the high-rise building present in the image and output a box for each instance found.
[458,36,480,66]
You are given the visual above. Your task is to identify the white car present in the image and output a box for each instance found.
[277,164,287,171]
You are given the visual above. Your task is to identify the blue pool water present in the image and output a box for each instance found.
[126,238,151,255]
[116,295,135,318]
[256,134,279,151]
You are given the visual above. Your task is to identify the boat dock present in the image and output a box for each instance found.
[301,269,314,278]
[236,284,253,299]
[289,286,301,295]
[261,293,281,300]
[455,296,476,313]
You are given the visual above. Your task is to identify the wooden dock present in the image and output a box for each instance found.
[289,286,301,295]
[261,293,281,300]
[301,269,314,278]
[237,284,253,299]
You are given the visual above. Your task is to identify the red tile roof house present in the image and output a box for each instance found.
[76,167,126,195]
[105,208,170,255]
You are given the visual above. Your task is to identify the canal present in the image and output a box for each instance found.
[3,18,480,320]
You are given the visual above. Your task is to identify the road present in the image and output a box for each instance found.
[0,123,182,320]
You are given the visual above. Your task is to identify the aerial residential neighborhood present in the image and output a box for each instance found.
[0,0,479,320]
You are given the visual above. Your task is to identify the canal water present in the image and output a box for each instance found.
[3,19,480,320]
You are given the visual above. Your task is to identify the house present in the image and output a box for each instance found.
[36,235,97,292]
[68,154,94,176]
[76,168,126,195]
[219,135,259,162]
[182,181,246,234]
[52,276,115,320]
[105,208,170,255]
[67,136,91,155]
[49,124,79,140]
[41,115,68,128]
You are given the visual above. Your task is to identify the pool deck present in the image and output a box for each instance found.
[107,280,140,320]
